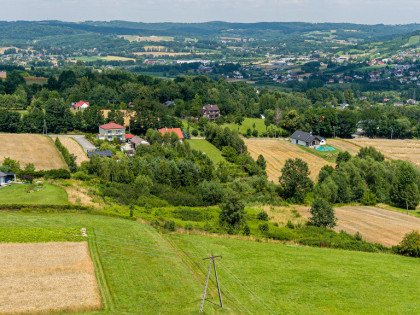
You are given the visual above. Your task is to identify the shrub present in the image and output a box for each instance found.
[286,220,295,229]
[354,231,363,241]
[256,211,269,221]
[309,199,337,229]
[72,171,91,181]
[164,220,176,231]
[184,223,193,230]
[44,168,71,179]
[395,230,420,257]
[243,225,250,236]
[258,223,269,234]
[191,129,198,136]
[361,190,378,206]
[198,180,225,205]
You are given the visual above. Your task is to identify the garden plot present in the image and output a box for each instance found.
[0,242,101,314]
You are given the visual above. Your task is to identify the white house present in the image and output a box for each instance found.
[71,100,90,110]
[290,130,326,149]
[98,122,126,142]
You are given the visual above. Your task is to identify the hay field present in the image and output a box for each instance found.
[328,139,361,155]
[0,242,101,314]
[298,205,420,246]
[0,134,67,170]
[134,51,208,57]
[101,109,135,126]
[245,139,333,182]
[53,137,88,165]
[101,56,136,62]
[349,138,420,167]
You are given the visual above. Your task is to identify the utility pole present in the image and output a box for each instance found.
[199,253,223,312]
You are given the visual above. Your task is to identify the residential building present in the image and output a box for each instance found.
[158,127,184,142]
[290,130,326,149]
[130,136,150,149]
[98,122,126,142]
[71,100,90,110]
[201,104,220,122]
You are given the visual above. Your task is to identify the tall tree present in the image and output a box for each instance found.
[278,158,313,203]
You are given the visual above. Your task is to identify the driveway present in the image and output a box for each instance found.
[49,135,97,152]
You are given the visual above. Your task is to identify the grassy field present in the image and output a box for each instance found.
[222,118,276,135]
[0,134,67,170]
[187,139,225,164]
[100,56,136,62]
[245,139,333,182]
[1,212,419,314]
[0,183,68,205]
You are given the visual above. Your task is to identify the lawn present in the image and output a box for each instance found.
[1,212,419,314]
[0,183,68,205]
[222,118,275,135]
[187,139,225,164]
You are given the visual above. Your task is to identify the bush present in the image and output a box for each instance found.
[136,195,170,208]
[164,220,176,231]
[256,211,269,221]
[191,129,198,136]
[44,168,71,179]
[309,199,336,229]
[198,181,225,205]
[243,225,250,236]
[286,220,295,229]
[258,223,269,234]
[361,190,377,206]
[72,171,91,181]
[395,230,420,257]
[184,223,194,230]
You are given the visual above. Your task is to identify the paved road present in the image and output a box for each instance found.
[49,135,97,152]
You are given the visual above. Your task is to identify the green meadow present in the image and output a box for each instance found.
[0,212,418,314]
[0,183,68,205]
[187,139,226,164]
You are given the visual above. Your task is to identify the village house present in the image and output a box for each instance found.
[71,100,90,110]
[201,104,220,122]
[158,127,184,142]
[290,130,326,149]
[129,136,150,149]
[98,122,126,142]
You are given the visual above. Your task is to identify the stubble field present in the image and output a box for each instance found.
[348,138,420,167]
[0,134,67,170]
[0,242,101,314]
[53,137,88,165]
[245,139,333,182]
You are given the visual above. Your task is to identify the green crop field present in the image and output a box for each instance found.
[0,183,68,205]
[1,212,419,314]
[187,139,225,164]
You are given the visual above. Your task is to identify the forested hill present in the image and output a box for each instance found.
[1,20,420,43]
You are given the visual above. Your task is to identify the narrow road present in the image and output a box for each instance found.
[298,205,420,247]
[49,135,97,152]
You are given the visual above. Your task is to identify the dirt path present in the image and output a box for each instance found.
[297,205,420,247]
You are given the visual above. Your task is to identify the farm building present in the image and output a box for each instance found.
[290,130,326,149]
[0,172,16,186]
[201,105,220,122]
[98,122,126,142]
[71,101,90,110]
[158,128,184,142]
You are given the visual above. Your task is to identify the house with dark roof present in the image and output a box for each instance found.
[201,104,220,122]
[98,122,126,142]
[130,136,150,149]
[290,130,326,149]
[87,150,113,158]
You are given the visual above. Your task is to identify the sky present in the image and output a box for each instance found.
[0,0,419,25]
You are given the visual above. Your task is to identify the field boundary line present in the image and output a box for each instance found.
[45,135,69,170]
[89,228,115,312]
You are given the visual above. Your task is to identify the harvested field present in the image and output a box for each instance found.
[328,139,361,155]
[349,138,420,167]
[53,137,88,165]
[101,109,135,126]
[0,134,67,170]
[133,51,208,57]
[297,205,420,247]
[0,242,101,314]
[100,56,136,62]
[245,139,333,182]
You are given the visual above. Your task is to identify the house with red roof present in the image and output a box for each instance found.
[98,122,126,142]
[158,128,184,142]
[71,100,90,110]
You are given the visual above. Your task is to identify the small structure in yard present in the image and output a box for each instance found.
[98,122,126,142]
[158,127,184,142]
[130,136,150,149]
[71,100,90,110]
[0,172,16,186]
[87,150,113,158]
[125,134,135,142]
[201,104,220,122]
[290,130,326,149]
